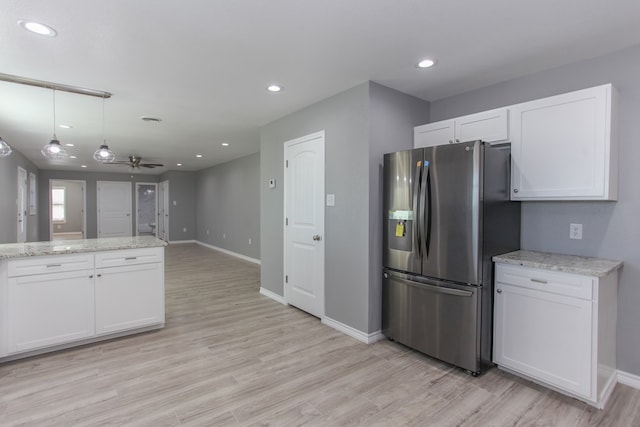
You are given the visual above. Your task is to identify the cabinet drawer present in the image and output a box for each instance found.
[8,254,94,277]
[95,247,163,268]
[496,264,593,300]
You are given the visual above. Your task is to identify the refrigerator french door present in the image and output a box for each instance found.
[382,140,520,375]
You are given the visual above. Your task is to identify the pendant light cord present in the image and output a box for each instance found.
[102,95,106,143]
[52,88,57,139]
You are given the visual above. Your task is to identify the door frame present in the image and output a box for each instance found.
[135,182,158,237]
[158,180,170,241]
[17,167,27,243]
[49,179,87,240]
[283,130,325,318]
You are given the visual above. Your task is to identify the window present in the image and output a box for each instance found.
[51,186,66,222]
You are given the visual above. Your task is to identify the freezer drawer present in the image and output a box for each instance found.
[382,270,481,373]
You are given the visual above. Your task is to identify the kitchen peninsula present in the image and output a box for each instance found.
[0,236,166,361]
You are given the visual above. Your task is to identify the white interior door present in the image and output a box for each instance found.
[17,167,27,243]
[97,181,132,238]
[284,131,325,318]
[157,180,169,241]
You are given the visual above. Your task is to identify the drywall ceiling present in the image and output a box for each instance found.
[1,0,639,174]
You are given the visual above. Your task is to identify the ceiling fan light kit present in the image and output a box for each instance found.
[0,137,12,157]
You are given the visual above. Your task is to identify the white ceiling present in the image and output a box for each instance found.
[1,0,640,174]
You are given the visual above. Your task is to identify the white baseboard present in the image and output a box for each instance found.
[321,316,385,344]
[196,241,261,265]
[259,287,287,305]
[618,369,640,390]
[168,240,196,244]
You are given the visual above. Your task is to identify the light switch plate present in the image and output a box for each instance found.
[326,194,335,206]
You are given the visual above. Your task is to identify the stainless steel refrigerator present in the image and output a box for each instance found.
[382,140,520,375]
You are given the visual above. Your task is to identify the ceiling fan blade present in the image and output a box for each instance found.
[140,163,164,168]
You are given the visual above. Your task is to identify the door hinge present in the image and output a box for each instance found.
[285,275,288,283]
[285,217,288,226]
[286,160,288,168]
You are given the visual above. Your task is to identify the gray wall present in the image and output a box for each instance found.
[429,44,640,375]
[195,153,260,259]
[158,171,197,242]
[260,82,428,334]
[368,82,430,330]
[38,170,159,240]
[0,146,39,243]
[51,180,83,234]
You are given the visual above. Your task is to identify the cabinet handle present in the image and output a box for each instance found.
[513,189,519,193]
[46,264,62,268]
[455,138,460,143]
[125,256,137,260]
[89,274,94,279]
[497,288,502,293]
[449,139,454,144]
[530,278,547,284]
[97,273,102,278]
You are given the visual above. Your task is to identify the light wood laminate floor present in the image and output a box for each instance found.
[1,243,639,426]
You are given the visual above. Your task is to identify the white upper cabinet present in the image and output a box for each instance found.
[510,84,618,200]
[414,108,508,148]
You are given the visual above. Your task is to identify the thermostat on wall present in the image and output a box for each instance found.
[268,178,276,189]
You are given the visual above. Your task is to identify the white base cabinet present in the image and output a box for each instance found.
[0,247,165,360]
[493,263,618,408]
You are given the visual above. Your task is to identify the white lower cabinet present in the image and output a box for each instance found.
[8,269,95,354]
[493,263,618,408]
[0,247,165,360]
[95,262,164,335]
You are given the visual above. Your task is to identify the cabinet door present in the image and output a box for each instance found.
[414,119,455,148]
[494,283,592,398]
[95,263,164,335]
[510,84,616,200]
[8,270,94,353]
[455,108,508,144]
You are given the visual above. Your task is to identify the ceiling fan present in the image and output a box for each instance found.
[109,155,164,169]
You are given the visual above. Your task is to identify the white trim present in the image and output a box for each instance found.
[168,240,196,244]
[618,369,640,390]
[259,287,287,305]
[196,241,261,265]
[321,316,385,344]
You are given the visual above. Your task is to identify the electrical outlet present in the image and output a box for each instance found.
[326,194,335,206]
[206,229,210,235]
[223,233,226,239]
[570,223,583,240]
[248,237,252,245]
[183,227,187,233]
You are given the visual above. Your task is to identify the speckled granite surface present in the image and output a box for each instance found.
[493,250,622,277]
[0,236,167,260]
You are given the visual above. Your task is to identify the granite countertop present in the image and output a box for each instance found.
[0,236,167,260]
[493,250,623,277]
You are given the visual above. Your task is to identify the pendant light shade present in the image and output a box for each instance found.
[41,137,68,159]
[0,137,12,157]
[42,89,69,159]
[93,144,115,162]
[94,96,116,163]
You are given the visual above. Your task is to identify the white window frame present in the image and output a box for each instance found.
[51,186,66,223]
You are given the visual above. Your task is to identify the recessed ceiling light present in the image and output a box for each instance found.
[65,143,75,147]
[70,155,77,159]
[59,124,73,129]
[196,154,203,158]
[177,163,183,167]
[18,20,57,37]
[267,85,282,92]
[221,142,229,147]
[417,59,436,68]
[81,164,87,168]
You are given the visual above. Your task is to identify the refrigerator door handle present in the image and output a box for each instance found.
[421,161,431,257]
[413,161,422,258]
[389,274,473,297]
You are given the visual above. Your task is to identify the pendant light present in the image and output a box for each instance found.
[93,96,115,163]
[41,88,69,159]
[0,137,11,157]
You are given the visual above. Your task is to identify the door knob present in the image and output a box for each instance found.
[312,234,322,241]
[497,289,502,293]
